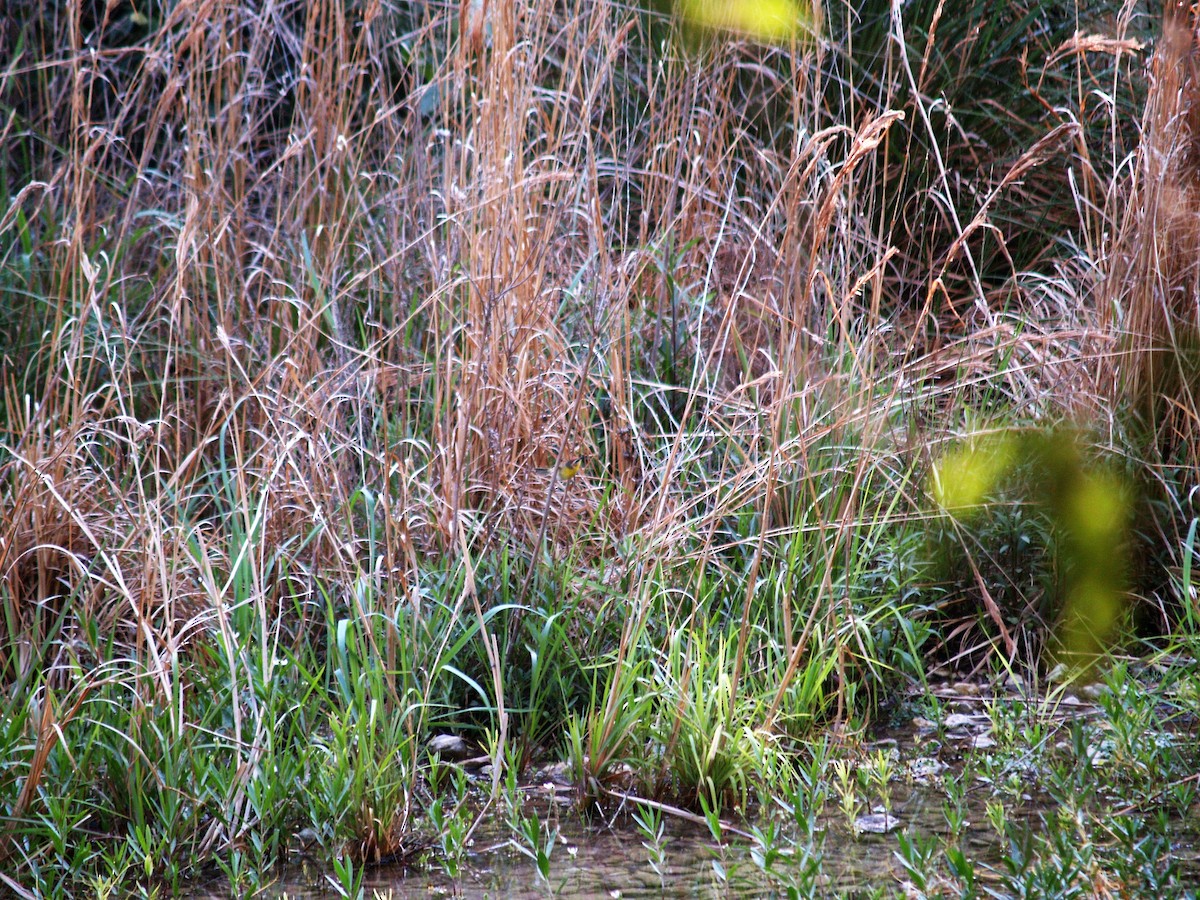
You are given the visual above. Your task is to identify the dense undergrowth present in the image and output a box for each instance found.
[1,0,1199,895]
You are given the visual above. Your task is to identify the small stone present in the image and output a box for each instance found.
[427,733,470,759]
[1077,683,1108,701]
[909,757,947,781]
[854,812,903,834]
[535,760,576,787]
[1046,663,1070,684]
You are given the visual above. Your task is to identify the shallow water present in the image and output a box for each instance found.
[274,817,931,897]
[180,779,1200,898]
[185,778,1018,898]
[180,685,1200,898]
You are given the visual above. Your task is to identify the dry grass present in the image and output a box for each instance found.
[0,0,1193,878]
[1105,2,1200,465]
[0,0,1172,657]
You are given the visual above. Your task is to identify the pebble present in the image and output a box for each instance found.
[427,733,471,759]
[944,713,981,730]
[854,812,903,834]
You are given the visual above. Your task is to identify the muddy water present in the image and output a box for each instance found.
[178,680,1200,896]
[189,779,1016,898]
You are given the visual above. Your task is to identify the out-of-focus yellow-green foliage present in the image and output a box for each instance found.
[1055,466,1130,664]
[929,435,1017,515]
[930,429,1132,673]
[1065,470,1126,548]
[678,0,817,42]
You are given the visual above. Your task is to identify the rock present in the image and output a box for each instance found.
[1046,663,1070,684]
[427,733,471,759]
[1004,673,1026,692]
[854,812,902,834]
[908,757,947,781]
[944,713,981,730]
[535,760,577,787]
[1077,682,1108,701]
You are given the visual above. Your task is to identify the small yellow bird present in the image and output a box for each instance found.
[545,452,589,480]
[557,454,589,480]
